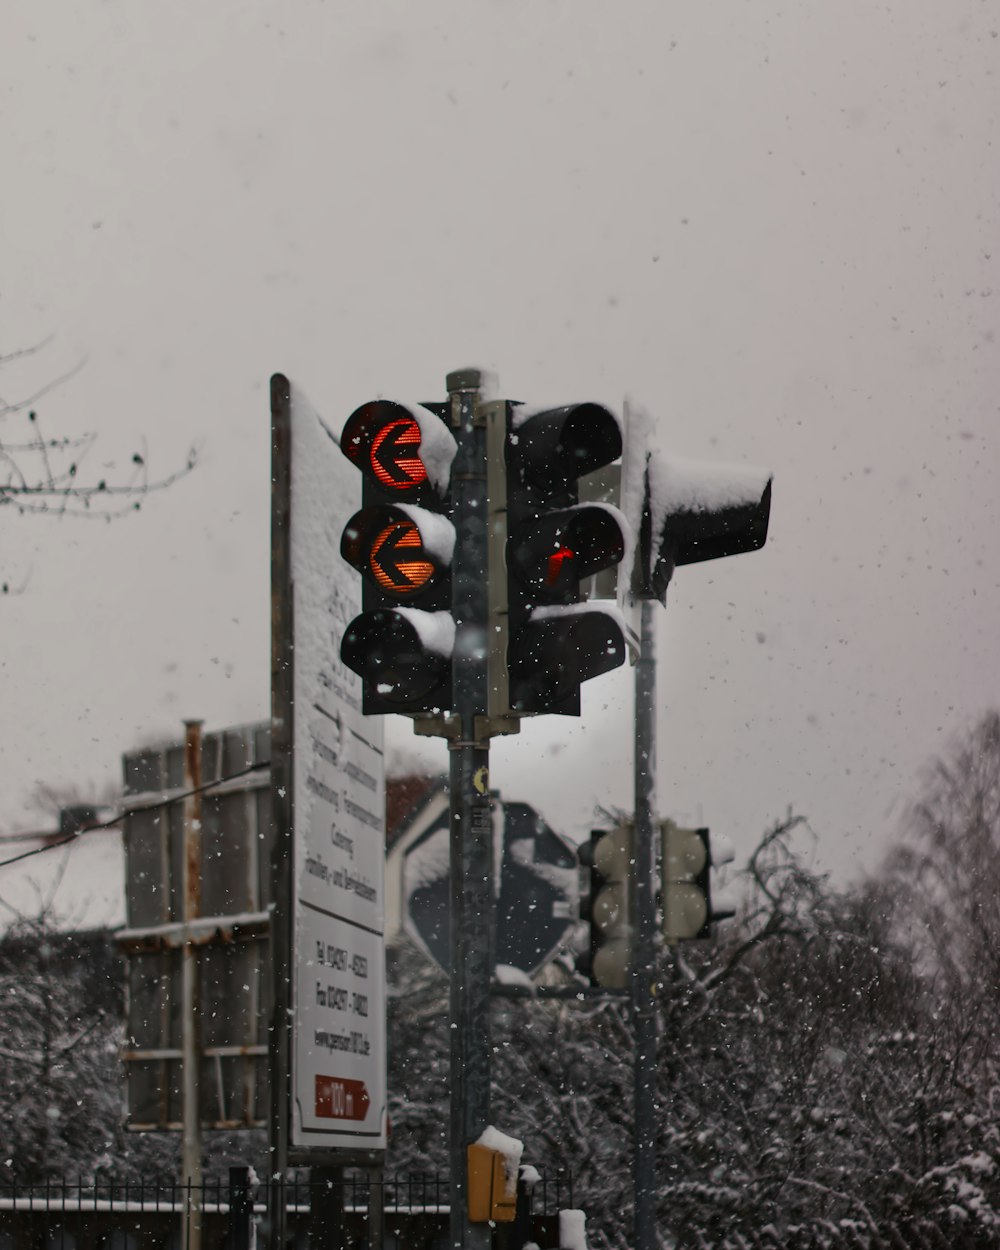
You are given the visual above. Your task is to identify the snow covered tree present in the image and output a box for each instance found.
[0,916,126,1179]
[387,804,1000,1248]
[885,709,1000,1010]
[384,938,451,1172]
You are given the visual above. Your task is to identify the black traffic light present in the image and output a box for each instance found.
[660,821,736,942]
[339,399,458,715]
[634,451,773,603]
[579,824,634,989]
[504,404,630,715]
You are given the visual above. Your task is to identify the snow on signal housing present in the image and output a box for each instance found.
[504,401,630,718]
[511,402,623,488]
[507,603,628,716]
[339,397,457,716]
[340,608,454,712]
[340,399,457,501]
[341,504,454,605]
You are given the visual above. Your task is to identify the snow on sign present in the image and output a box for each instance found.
[271,375,387,1156]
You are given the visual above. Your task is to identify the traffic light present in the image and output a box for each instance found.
[579,823,634,989]
[660,821,736,942]
[339,399,458,715]
[504,403,630,715]
[634,451,773,602]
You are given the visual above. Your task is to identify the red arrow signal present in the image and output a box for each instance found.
[315,1075,370,1121]
[341,401,454,497]
[341,505,449,599]
[369,519,435,594]
[370,417,427,490]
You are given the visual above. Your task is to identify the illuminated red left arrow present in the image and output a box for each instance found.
[315,1075,370,1121]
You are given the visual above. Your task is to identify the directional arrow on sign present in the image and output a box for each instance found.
[315,1075,371,1121]
[370,520,434,591]
[371,418,426,488]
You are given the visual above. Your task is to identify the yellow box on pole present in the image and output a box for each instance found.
[467,1144,517,1223]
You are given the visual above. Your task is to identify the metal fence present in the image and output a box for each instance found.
[0,1170,572,1250]
[4,1176,986,1250]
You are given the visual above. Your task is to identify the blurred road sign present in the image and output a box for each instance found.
[118,723,272,1132]
[402,800,578,976]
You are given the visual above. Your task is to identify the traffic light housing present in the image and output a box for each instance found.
[339,399,458,715]
[634,452,773,603]
[579,824,634,989]
[503,404,630,715]
[660,821,736,942]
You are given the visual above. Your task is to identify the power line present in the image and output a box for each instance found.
[0,760,271,871]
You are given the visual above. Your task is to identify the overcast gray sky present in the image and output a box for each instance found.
[1,0,997,884]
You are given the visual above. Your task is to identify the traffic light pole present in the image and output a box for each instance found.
[446,368,493,1250]
[632,597,658,1250]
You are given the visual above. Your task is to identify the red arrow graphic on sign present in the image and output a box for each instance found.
[315,1075,370,1121]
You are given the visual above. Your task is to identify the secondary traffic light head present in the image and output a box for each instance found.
[504,404,630,716]
[579,824,634,989]
[339,399,457,716]
[660,820,736,943]
[633,453,772,603]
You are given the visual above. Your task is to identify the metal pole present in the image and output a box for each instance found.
[181,719,204,1250]
[446,367,493,1250]
[632,601,658,1250]
[269,372,293,1250]
[309,1165,345,1250]
[229,1166,253,1250]
[366,1163,385,1250]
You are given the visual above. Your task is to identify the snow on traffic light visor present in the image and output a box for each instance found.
[341,504,454,598]
[340,400,457,496]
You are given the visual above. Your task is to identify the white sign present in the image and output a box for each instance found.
[287,383,386,1152]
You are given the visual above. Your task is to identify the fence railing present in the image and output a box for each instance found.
[0,1169,573,1250]
[4,1178,978,1250]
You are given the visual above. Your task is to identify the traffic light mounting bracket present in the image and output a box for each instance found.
[411,398,522,744]
[484,399,522,739]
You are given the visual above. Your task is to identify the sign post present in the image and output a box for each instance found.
[623,421,773,1250]
[270,375,387,1249]
[443,369,494,1250]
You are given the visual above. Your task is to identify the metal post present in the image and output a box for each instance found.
[181,719,204,1250]
[366,1163,385,1250]
[446,368,493,1250]
[269,373,293,1250]
[632,601,658,1250]
[229,1166,253,1250]
[309,1165,345,1250]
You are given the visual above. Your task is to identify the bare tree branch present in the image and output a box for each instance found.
[0,343,197,588]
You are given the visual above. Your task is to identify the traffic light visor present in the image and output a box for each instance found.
[340,609,453,707]
[341,400,457,495]
[341,505,454,599]
[507,505,627,601]
[508,605,626,713]
[664,882,709,939]
[512,403,622,487]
